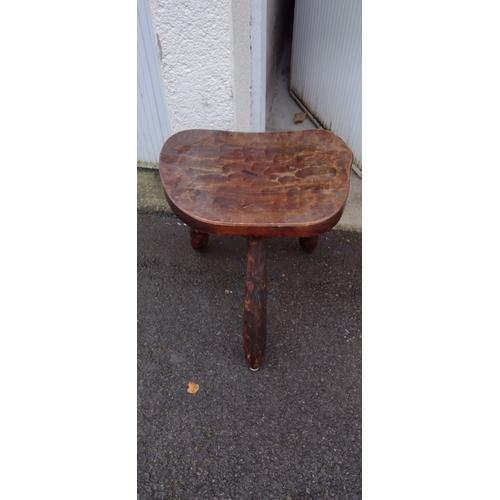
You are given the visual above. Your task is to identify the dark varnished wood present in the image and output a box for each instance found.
[159,129,353,369]
[159,129,352,238]
[190,228,208,250]
[299,236,319,253]
[243,238,267,370]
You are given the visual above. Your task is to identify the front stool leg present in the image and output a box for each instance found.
[190,228,209,251]
[242,237,267,371]
[299,236,319,253]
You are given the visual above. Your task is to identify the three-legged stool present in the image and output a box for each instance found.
[159,129,352,370]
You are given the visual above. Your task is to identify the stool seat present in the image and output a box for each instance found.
[159,129,352,237]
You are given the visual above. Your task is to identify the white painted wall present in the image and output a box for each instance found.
[150,0,235,132]
[149,0,260,134]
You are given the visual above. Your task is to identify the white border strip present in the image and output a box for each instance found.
[250,0,267,132]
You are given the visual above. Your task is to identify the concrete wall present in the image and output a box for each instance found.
[149,0,253,133]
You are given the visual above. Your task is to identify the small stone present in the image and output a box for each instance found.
[187,381,199,394]
[293,112,307,123]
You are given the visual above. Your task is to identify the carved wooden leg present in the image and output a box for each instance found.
[190,228,208,251]
[299,236,319,253]
[243,237,267,371]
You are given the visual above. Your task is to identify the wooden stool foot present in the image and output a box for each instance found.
[299,236,319,253]
[243,237,267,370]
[190,228,208,250]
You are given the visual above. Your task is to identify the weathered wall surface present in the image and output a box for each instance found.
[150,0,236,133]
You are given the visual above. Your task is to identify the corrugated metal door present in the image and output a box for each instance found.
[138,0,170,166]
[291,0,361,168]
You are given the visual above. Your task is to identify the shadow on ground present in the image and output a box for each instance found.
[138,213,361,499]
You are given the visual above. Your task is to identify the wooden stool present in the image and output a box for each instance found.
[159,129,352,370]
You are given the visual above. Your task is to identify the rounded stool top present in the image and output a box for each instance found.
[159,129,353,237]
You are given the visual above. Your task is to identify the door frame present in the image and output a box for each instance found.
[250,0,267,132]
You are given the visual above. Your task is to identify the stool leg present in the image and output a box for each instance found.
[299,236,319,253]
[190,228,208,251]
[243,237,267,371]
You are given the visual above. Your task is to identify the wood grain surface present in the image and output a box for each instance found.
[242,238,267,370]
[159,129,352,237]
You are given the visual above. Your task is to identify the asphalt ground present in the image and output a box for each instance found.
[138,212,361,499]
